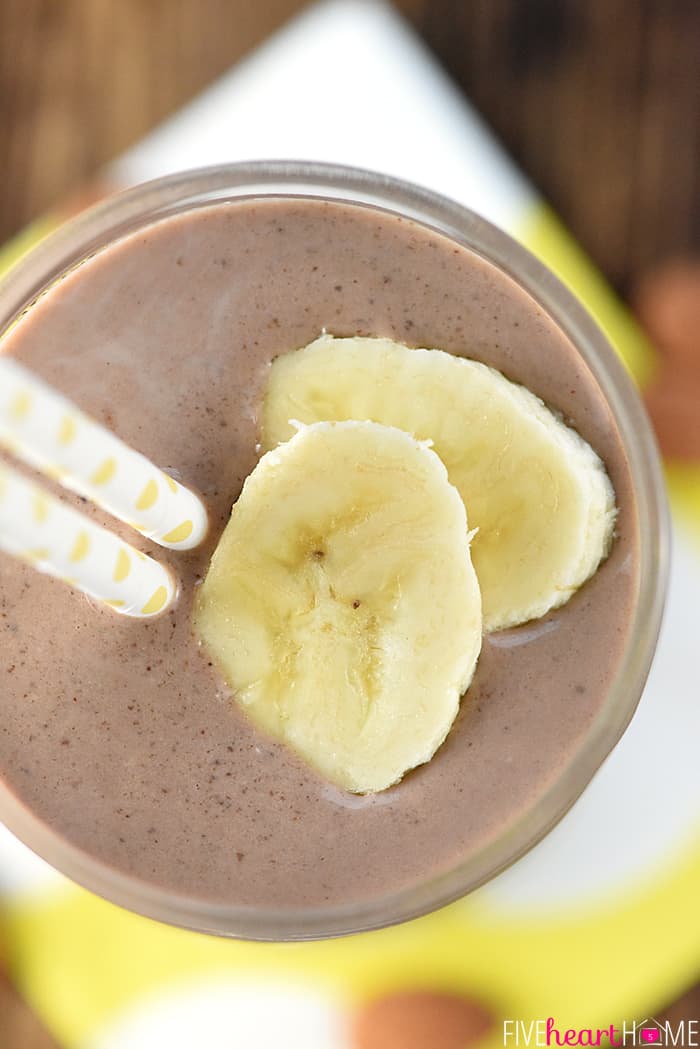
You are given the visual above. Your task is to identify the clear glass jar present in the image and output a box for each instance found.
[0,162,669,940]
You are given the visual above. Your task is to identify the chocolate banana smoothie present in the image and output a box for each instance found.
[0,195,640,916]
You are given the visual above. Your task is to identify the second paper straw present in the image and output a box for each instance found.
[0,357,208,550]
[0,461,176,617]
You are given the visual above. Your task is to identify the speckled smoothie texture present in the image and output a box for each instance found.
[0,199,639,908]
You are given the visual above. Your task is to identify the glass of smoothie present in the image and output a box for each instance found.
[0,162,668,940]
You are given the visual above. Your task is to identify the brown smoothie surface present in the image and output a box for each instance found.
[0,198,639,909]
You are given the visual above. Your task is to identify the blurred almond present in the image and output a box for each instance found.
[633,259,700,369]
[644,372,700,460]
[350,989,493,1049]
[0,976,60,1049]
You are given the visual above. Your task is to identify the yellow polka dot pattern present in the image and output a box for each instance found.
[32,491,49,523]
[113,548,131,583]
[57,415,77,446]
[136,479,159,511]
[0,357,208,550]
[69,531,91,563]
[9,390,32,420]
[91,458,117,486]
[161,520,194,545]
[0,460,176,618]
[141,586,169,616]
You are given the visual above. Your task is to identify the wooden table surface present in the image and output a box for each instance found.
[1,0,699,292]
[0,0,698,1039]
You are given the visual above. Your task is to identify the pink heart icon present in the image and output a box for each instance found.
[641,1030,660,1044]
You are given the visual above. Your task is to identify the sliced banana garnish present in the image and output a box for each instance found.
[263,335,617,631]
[195,420,482,793]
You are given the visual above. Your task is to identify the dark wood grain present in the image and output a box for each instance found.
[1,1,698,291]
[0,0,309,239]
[413,0,700,291]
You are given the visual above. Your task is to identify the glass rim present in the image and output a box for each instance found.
[0,160,669,940]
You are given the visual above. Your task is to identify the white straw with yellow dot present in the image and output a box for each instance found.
[0,460,176,617]
[0,357,208,550]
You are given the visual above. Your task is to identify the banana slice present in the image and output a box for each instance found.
[263,335,617,632]
[195,420,482,794]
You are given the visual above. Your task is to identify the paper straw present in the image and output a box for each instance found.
[0,357,208,550]
[0,460,176,617]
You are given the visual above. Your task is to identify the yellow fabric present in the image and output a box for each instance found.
[4,832,700,1047]
[523,204,657,388]
[0,219,56,280]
